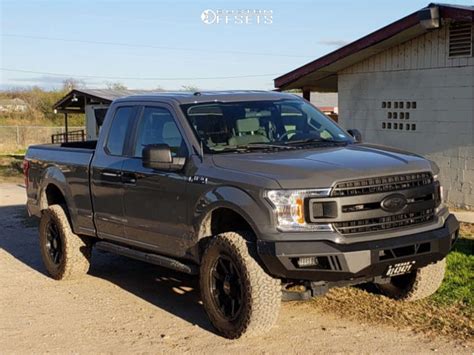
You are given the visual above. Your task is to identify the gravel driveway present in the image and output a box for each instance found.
[0,183,470,353]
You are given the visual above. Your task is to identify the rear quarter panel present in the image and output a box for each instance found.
[26,145,95,236]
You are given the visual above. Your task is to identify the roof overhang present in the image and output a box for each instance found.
[53,89,155,114]
[53,90,113,114]
[274,3,474,92]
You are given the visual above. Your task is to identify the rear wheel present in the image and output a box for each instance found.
[375,259,446,301]
[39,205,91,280]
[200,231,281,339]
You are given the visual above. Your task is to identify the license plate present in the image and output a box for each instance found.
[384,261,416,277]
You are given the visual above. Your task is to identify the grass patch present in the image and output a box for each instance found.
[431,238,474,313]
[310,236,473,341]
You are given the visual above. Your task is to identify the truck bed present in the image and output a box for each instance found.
[25,141,97,236]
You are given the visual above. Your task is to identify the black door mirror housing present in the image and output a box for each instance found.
[347,129,362,142]
[142,144,185,171]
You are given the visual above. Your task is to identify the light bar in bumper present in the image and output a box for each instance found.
[257,214,459,282]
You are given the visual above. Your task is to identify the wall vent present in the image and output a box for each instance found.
[448,22,473,57]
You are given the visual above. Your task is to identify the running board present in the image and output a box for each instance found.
[95,241,198,275]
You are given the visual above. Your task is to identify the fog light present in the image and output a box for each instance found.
[297,256,318,268]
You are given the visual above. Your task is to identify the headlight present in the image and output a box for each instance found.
[264,189,333,232]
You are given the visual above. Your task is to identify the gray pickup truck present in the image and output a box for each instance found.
[25,91,459,338]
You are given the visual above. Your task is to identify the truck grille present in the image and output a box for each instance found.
[307,172,440,235]
[331,172,433,197]
[334,208,435,235]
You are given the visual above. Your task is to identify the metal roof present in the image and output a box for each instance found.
[53,88,157,113]
[274,3,474,91]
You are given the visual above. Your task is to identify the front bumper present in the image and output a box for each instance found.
[257,214,459,282]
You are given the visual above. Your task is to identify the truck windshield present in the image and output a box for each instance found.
[181,99,353,153]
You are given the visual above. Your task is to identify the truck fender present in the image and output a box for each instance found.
[38,166,77,226]
[193,185,270,241]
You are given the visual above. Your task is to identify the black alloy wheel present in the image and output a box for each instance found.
[210,254,244,321]
[45,220,63,265]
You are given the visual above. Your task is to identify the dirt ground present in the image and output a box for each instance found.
[0,183,472,354]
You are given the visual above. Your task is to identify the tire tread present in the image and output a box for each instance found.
[377,259,446,301]
[200,231,281,338]
[39,205,91,280]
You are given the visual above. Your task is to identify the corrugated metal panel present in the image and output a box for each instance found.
[340,24,473,75]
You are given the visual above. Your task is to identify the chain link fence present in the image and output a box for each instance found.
[0,126,85,153]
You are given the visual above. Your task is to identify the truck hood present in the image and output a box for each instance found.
[212,143,434,189]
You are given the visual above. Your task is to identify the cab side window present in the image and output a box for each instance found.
[134,107,188,158]
[105,106,135,156]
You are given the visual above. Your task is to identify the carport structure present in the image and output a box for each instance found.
[53,89,153,142]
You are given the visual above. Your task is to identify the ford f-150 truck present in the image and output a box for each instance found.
[25,91,459,338]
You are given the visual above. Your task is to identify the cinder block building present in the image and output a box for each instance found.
[275,3,474,208]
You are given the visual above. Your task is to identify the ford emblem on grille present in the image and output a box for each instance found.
[380,194,407,212]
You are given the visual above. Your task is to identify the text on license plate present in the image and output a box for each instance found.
[385,261,416,277]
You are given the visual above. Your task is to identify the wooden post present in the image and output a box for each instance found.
[64,113,69,143]
[302,89,311,101]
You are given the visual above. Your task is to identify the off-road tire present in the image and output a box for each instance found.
[39,204,91,280]
[200,231,281,339]
[376,259,446,301]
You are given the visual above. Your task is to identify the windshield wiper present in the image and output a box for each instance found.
[211,142,298,154]
[284,137,348,146]
[244,142,298,150]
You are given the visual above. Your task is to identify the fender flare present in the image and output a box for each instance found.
[193,185,270,240]
[38,166,77,227]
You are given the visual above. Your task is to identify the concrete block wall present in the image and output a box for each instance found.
[338,65,474,208]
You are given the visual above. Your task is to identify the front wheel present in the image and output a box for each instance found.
[200,231,281,339]
[375,259,446,301]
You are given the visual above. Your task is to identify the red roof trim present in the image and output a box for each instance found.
[275,4,474,89]
[439,5,473,22]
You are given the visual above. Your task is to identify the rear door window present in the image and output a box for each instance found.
[105,106,135,156]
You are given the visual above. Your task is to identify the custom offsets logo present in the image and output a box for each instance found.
[201,9,273,25]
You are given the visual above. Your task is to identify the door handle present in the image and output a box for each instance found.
[98,170,122,185]
[100,171,121,178]
[121,172,137,185]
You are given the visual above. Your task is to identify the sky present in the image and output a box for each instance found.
[0,0,472,91]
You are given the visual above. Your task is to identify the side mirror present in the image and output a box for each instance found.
[142,144,185,171]
[347,129,362,142]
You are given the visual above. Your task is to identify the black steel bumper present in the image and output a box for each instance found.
[257,214,459,282]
